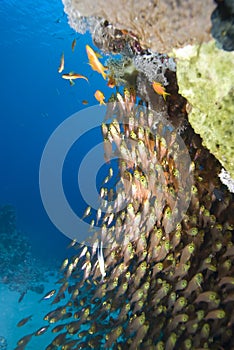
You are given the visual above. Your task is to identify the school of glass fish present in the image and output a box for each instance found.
[16,37,234,350]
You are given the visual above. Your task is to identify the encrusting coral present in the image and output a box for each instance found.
[172,40,234,179]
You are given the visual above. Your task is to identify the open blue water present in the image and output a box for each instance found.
[0,0,111,260]
[0,1,112,348]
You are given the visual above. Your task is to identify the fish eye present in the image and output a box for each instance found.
[210,293,216,300]
[191,185,198,194]
[188,244,195,252]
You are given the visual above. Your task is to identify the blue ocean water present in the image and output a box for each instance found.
[0,1,117,347]
[0,0,110,262]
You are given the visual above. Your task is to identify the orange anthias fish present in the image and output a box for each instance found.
[86,45,107,80]
[62,72,89,86]
[94,90,106,105]
[152,81,170,100]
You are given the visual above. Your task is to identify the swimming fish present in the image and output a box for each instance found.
[17,315,32,327]
[58,52,64,73]
[71,38,76,52]
[18,290,27,303]
[40,289,56,302]
[34,326,49,336]
[94,90,106,105]
[86,45,107,80]
[82,206,91,219]
[62,73,88,86]
[97,240,106,281]
[60,258,69,271]
[152,81,170,100]
[17,333,34,347]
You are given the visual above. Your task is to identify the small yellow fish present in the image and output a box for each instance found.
[86,45,107,80]
[94,90,106,105]
[71,38,76,52]
[58,52,64,73]
[152,81,170,100]
[82,100,88,105]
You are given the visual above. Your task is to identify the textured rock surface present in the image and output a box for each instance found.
[62,0,215,52]
[211,0,234,51]
[172,40,234,177]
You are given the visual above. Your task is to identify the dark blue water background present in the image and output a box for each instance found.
[0,0,111,263]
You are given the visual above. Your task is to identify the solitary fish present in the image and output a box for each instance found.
[86,45,107,80]
[152,81,170,100]
[94,90,106,105]
[62,73,88,86]
[58,52,64,73]
[71,38,76,52]
[18,290,27,303]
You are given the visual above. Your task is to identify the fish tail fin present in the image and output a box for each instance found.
[163,92,171,101]
[102,71,107,80]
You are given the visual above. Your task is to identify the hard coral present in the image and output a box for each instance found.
[172,40,234,178]
[62,0,215,52]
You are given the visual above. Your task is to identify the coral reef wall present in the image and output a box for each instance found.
[172,40,234,178]
[62,0,215,52]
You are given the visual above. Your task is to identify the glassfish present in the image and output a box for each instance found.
[97,240,106,281]
[17,315,32,327]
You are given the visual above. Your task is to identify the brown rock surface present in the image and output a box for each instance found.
[63,0,215,52]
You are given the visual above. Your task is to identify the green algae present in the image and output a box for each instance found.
[172,40,234,177]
